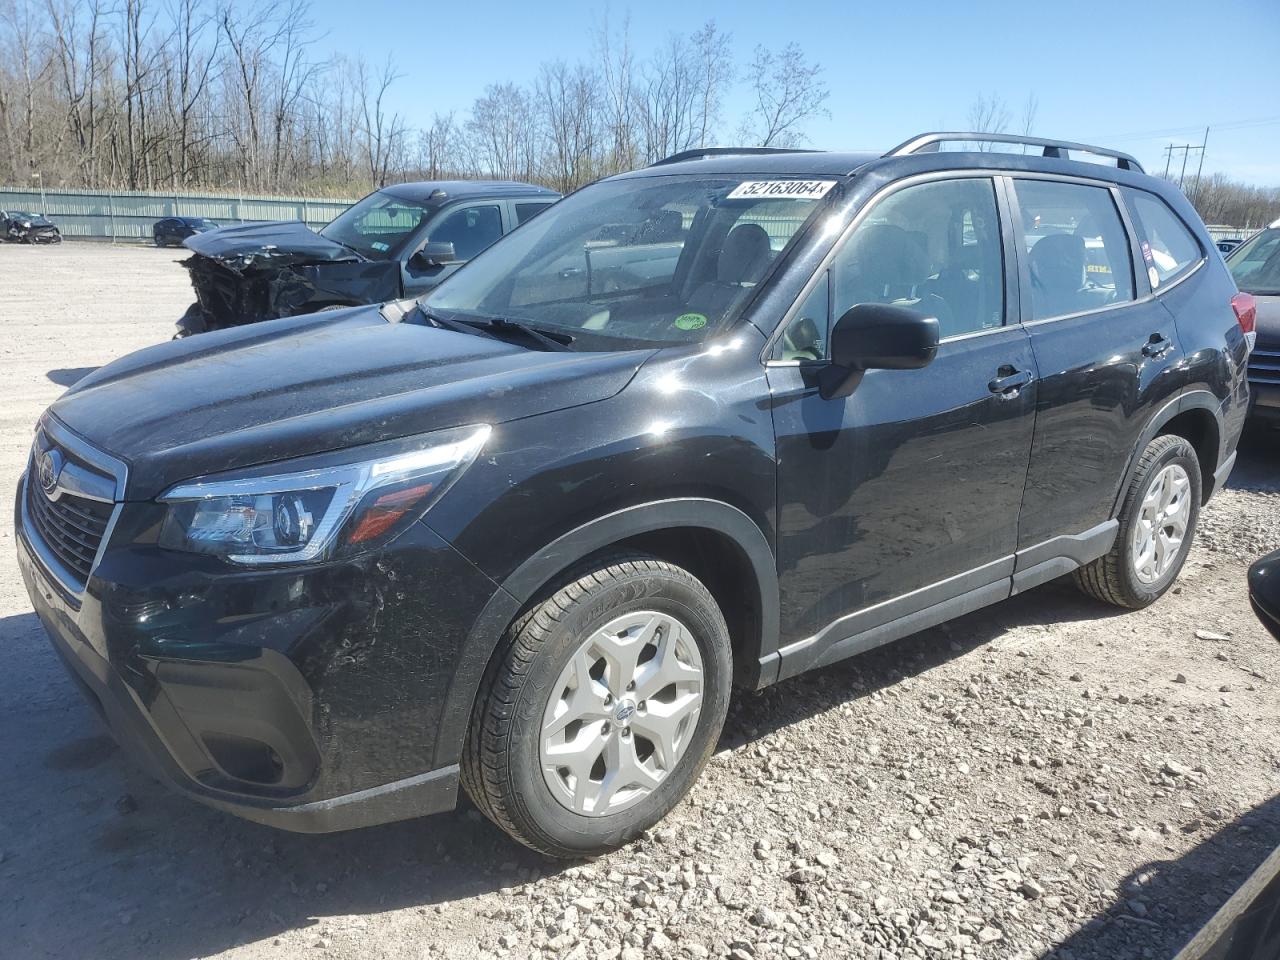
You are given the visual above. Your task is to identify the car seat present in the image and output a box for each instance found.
[1027,233,1087,318]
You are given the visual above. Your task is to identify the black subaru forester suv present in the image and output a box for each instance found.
[17,133,1254,857]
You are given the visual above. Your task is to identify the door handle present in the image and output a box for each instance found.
[988,367,1033,398]
[1142,334,1173,358]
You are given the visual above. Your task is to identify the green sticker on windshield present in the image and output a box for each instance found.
[674,312,707,331]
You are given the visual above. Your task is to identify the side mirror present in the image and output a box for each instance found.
[819,303,939,400]
[413,241,458,268]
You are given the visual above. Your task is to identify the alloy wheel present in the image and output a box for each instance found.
[1130,462,1192,584]
[539,611,704,817]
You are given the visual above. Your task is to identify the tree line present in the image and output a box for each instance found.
[0,0,830,196]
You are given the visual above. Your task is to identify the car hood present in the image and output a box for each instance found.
[49,307,650,499]
[1254,294,1280,351]
[182,220,360,266]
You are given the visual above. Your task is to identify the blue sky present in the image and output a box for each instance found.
[307,0,1280,184]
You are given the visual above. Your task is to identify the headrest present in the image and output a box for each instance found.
[843,223,928,293]
[636,208,683,244]
[1029,233,1086,295]
[718,223,773,284]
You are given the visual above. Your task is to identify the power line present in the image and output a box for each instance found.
[1084,114,1280,144]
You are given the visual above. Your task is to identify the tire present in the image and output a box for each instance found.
[174,302,209,338]
[1073,434,1202,609]
[461,554,732,858]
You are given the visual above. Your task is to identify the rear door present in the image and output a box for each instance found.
[1007,175,1181,556]
[510,199,556,230]
[767,175,1037,666]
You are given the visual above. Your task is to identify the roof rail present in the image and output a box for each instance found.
[649,146,819,167]
[885,132,1144,173]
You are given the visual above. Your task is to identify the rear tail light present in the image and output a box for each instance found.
[1232,292,1256,351]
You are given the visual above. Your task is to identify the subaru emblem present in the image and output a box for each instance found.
[36,448,63,495]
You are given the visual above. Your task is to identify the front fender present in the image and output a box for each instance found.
[426,497,780,770]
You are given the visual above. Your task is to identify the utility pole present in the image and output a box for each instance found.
[1162,142,1205,191]
[1191,126,1209,205]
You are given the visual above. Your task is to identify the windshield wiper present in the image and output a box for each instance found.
[411,306,575,351]
[319,232,364,257]
[476,316,576,352]
[411,306,504,342]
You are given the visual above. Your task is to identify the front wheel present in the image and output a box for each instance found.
[1074,434,1202,609]
[462,554,732,858]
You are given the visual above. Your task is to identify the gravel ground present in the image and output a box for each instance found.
[0,242,1278,960]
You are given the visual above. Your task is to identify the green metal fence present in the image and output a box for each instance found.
[0,187,355,242]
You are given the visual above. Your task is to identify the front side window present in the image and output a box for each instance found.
[1227,228,1280,296]
[320,191,434,261]
[1013,179,1135,321]
[426,175,838,348]
[425,204,503,260]
[1124,189,1202,286]
[777,178,1004,355]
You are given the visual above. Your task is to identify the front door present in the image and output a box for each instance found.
[402,202,506,297]
[767,176,1037,666]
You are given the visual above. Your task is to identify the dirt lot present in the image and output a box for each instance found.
[0,242,1278,960]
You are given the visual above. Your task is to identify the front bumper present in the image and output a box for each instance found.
[1248,345,1280,421]
[1247,382,1280,422]
[16,475,500,832]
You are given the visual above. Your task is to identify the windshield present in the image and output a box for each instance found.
[1228,228,1280,295]
[424,175,839,348]
[9,211,34,220]
[320,191,434,261]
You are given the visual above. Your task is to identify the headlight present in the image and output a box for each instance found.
[157,425,490,565]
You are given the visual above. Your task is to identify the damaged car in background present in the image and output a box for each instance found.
[176,180,559,336]
[2,210,62,244]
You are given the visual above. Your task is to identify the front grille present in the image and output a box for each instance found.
[22,426,124,593]
[25,480,113,584]
[1249,348,1280,387]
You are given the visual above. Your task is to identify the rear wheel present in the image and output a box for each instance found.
[461,554,732,858]
[1074,434,1201,609]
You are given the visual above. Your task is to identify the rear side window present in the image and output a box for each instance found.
[515,202,554,225]
[1124,189,1203,288]
[1013,179,1135,321]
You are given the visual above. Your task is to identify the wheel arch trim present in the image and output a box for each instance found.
[428,498,780,769]
[1112,389,1223,515]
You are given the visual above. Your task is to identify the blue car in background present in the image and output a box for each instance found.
[153,216,219,247]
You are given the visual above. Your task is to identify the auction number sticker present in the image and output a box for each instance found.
[726,180,837,201]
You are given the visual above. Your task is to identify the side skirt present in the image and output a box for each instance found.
[771,520,1118,684]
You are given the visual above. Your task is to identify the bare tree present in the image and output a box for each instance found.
[1,0,56,182]
[1019,93,1038,138]
[467,82,538,181]
[691,20,731,148]
[738,42,828,148]
[416,111,460,180]
[595,10,638,172]
[351,57,405,188]
[966,92,1011,147]
[537,60,599,192]
[636,33,700,163]
[159,0,219,186]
